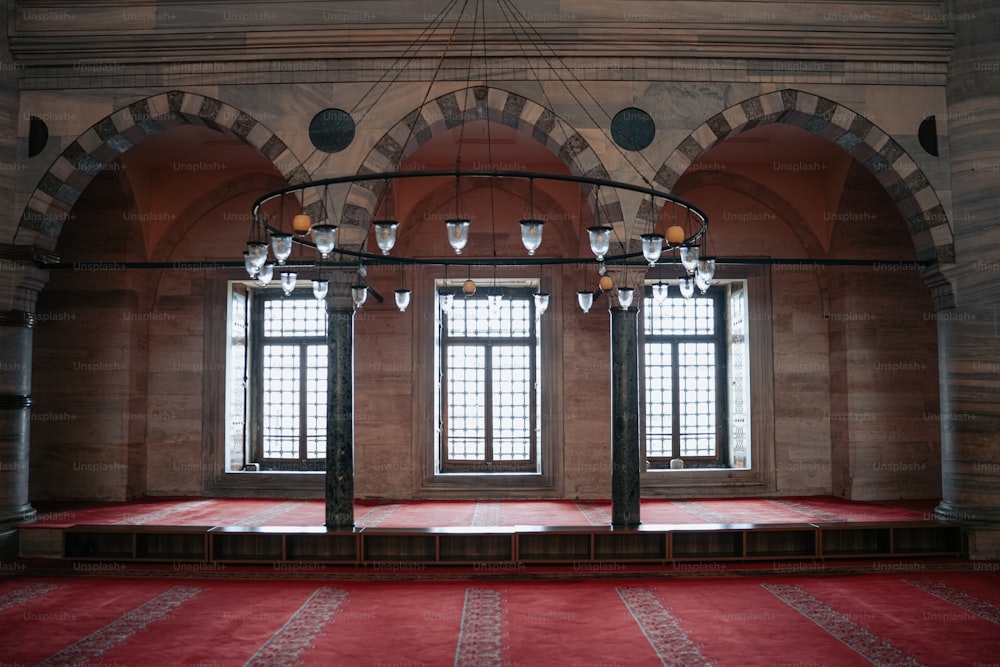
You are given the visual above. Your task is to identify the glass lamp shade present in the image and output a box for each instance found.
[243,252,258,277]
[446,219,471,254]
[463,279,477,296]
[617,287,635,309]
[587,226,612,261]
[292,214,312,234]
[679,245,700,274]
[641,233,664,266]
[351,284,368,308]
[599,275,614,292]
[311,279,329,300]
[534,292,550,317]
[374,220,398,255]
[311,224,338,258]
[394,289,411,312]
[697,258,716,284]
[665,224,686,245]
[520,219,545,255]
[246,241,269,268]
[488,293,503,317]
[256,263,274,286]
[694,272,712,294]
[679,276,695,299]
[577,290,594,313]
[439,292,454,313]
[652,282,669,305]
[280,272,297,296]
[271,233,293,264]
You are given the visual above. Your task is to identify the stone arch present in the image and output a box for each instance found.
[340,85,622,242]
[13,90,309,252]
[648,89,954,294]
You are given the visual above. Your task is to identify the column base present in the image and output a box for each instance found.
[0,502,36,527]
[0,529,18,560]
[611,521,641,530]
[935,500,1000,524]
[935,501,1000,559]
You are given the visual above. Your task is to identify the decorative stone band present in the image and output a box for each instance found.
[14,90,310,251]
[651,88,953,269]
[345,86,624,234]
[0,310,35,328]
[0,394,33,410]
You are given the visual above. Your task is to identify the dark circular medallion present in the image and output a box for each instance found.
[611,107,655,151]
[309,108,356,153]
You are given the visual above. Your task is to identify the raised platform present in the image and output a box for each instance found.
[51,521,963,565]
[17,497,966,566]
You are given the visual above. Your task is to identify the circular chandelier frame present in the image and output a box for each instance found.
[252,168,708,268]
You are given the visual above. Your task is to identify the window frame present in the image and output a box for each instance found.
[247,287,329,472]
[413,269,562,497]
[639,264,776,495]
[641,284,728,469]
[436,284,540,474]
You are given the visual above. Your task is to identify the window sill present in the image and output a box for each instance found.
[417,470,559,498]
[640,467,774,497]
[205,471,324,498]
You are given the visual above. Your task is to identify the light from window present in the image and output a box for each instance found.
[643,286,724,466]
[255,293,328,466]
[438,286,539,473]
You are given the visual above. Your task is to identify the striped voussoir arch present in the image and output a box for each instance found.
[14,90,309,252]
[340,85,622,236]
[648,88,954,267]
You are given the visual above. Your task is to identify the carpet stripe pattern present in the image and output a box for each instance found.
[34,585,201,667]
[574,500,612,525]
[672,500,730,523]
[355,502,402,527]
[617,586,715,666]
[2,575,999,665]
[241,500,304,526]
[472,501,501,527]
[244,587,349,667]
[767,498,848,522]
[763,582,925,666]
[111,499,215,525]
[0,582,58,611]
[906,578,1000,624]
[454,587,505,666]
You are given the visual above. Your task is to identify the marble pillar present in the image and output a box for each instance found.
[0,311,35,527]
[610,305,641,528]
[325,290,356,529]
[0,247,48,556]
[933,0,1000,556]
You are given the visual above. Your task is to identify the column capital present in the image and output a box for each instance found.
[0,243,54,313]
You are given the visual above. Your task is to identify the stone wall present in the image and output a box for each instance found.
[13,1,953,503]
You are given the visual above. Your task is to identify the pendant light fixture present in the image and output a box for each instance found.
[311,224,338,259]
[312,279,329,301]
[271,233,293,264]
[280,272,297,296]
[395,289,411,312]
[374,220,399,255]
[520,219,544,255]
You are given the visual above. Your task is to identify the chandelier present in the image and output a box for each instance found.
[240,0,713,313]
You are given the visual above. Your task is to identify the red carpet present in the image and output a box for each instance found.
[1,570,998,666]
[26,496,936,529]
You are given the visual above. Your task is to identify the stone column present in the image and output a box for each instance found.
[0,311,35,525]
[0,246,48,556]
[610,303,641,528]
[325,287,356,529]
[933,0,1000,556]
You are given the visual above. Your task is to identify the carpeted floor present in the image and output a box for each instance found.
[26,496,939,529]
[1,568,998,666]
